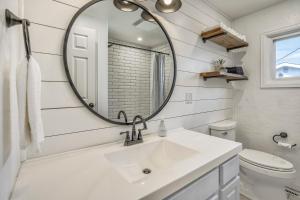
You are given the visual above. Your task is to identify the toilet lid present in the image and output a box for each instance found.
[240,149,294,172]
[208,120,237,130]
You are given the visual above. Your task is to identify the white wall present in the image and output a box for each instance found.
[0,0,22,199]
[24,0,236,158]
[233,0,300,190]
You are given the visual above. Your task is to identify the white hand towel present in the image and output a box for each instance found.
[27,57,44,152]
[17,57,44,153]
[17,58,31,150]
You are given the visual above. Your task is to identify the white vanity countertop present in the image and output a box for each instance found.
[11,128,242,200]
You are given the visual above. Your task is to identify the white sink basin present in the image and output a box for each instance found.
[104,140,198,183]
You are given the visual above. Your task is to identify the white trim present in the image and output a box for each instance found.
[273,31,300,41]
[276,63,300,69]
[261,24,300,88]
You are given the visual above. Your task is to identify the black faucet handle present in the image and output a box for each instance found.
[120,131,130,141]
[120,130,129,134]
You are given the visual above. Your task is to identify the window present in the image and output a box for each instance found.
[261,25,300,88]
[275,34,300,79]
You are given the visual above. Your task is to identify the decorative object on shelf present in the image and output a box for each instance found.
[272,132,297,149]
[155,0,182,13]
[226,66,244,75]
[114,0,182,13]
[201,23,248,52]
[214,59,226,72]
[200,71,248,83]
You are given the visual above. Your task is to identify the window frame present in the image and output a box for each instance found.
[261,24,300,88]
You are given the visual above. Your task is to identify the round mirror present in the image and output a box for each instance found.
[64,0,176,125]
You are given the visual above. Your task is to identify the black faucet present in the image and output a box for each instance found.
[120,115,147,146]
[117,110,128,124]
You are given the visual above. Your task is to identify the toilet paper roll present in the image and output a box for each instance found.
[278,142,292,149]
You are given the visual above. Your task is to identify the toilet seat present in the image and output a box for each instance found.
[240,149,294,172]
[239,149,296,179]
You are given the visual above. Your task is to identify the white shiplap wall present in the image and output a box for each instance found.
[24,0,235,157]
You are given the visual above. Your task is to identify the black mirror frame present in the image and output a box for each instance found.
[63,0,177,125]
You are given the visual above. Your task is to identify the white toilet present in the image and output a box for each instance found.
[209,120,296,200]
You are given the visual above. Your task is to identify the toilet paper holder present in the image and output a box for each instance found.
[273,132,297,148]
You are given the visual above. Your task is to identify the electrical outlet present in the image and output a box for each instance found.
[185,93,193,104]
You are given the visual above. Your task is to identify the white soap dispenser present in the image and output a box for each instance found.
[158,120,167,137]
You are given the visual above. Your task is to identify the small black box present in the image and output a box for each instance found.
[226,67,244,75]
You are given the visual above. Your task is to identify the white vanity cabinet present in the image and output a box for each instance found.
[166,168,219,200]
[219,156,240,200]
[220,177,240,200]
[165,156,240,200]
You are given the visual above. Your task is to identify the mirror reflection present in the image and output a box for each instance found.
[65,0,175,123]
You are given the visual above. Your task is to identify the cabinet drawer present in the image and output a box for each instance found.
[220,156,239,186]
[220,176,240,200]
[166,168,219,200]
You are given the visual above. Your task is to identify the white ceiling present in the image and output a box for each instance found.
[203,0,287,20]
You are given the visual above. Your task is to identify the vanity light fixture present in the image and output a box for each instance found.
[113,0,139,12]
[141,10,155,22]
[114,0,182,13]
[155,0,182,13]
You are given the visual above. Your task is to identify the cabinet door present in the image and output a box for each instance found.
[220,176,240,200]
[166,168,219,200]
[220,156,239,186]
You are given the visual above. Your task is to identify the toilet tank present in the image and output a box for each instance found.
[208,120,237,141]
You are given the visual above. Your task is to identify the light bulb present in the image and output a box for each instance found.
[155,0,182,13]
[113,0,138,12]
[163,0,172,5]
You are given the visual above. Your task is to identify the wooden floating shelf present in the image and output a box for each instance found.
[200,71,248,83]
[201,26,248,52]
